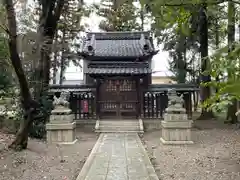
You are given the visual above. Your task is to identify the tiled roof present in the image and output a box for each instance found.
[48,84,95,92]
[62,80,84,85]
[86,31,150,40]
[81,31,156,58]
[86,62,151,75]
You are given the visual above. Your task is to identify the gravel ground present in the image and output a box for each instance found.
[142,120,240,180]
[0,129,98,180]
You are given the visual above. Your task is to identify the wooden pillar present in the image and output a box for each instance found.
[96,79,100,119]
[189,91,193,119]
[136,77,141,119]
[183,91,192,119]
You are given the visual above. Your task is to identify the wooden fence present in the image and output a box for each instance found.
[49,84,97,120]
[142,84,199,119]
[49,84,199,120]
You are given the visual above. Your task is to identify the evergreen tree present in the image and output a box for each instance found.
[0,6,13,92]
[53,0,90,84]
[96,0,140,31]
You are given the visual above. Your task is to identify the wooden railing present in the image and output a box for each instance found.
[48,83,199,120]
[142,84,200,119]
[49,84,97,120]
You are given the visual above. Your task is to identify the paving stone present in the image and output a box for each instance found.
[76,133,159,180]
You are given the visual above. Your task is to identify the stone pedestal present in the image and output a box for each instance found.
[46,95,77,144]
[160,90,193,145]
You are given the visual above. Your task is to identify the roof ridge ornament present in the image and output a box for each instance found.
[140,33,149,54]
[87,34,95,55]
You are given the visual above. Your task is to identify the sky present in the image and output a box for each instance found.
[63,0,171,81]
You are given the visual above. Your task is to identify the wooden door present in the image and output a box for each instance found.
[99,78,138,119]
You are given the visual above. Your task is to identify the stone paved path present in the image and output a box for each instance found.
[76,133,159,180]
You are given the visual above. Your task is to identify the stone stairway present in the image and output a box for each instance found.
[95,119,144,133]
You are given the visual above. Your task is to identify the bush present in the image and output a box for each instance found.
[29,93,53,139]
[0,90,54,139]
[0,100,21,133]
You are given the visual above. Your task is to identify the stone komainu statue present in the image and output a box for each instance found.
[52,91,70,108]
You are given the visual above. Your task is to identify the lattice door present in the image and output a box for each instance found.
[99,78,137,118]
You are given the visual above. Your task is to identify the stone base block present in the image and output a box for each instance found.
[161,120,193,145]
[164,114,188,121]
[49,114,73,123]
[161,128,192,144]
[46,122,77,144]
[160,137,193,145]
[51,107,72,115]
[161,120,193,128]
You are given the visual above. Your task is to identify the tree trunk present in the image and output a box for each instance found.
[59,27,66,85]
[193,91,198,112]
[34,0,65,99]
[197,3,214,120]
[52,50,58,84]
[4,0,38,150]
[59,56,65,85]
[52,39,58,84]
[225,1,237,124]
[215,19,220,93]
[140,4,144,31]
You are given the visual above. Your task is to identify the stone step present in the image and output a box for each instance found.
[99,125,139,128]
[99,123,139,127]
[100,121,139,125]
[99,126,140,130]
[99,124,140,128]
[95,130,144,133]
[99,125,140,128]
[100,120,139,122]
[95,120,143,133]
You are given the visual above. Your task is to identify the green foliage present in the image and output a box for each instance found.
[202,43,240,112]
[52,0,90,84]
[96,0,140,31]
[0,95,22,133]
[0,30,13,91]
[146,2,200,83]
[0,69,13,90]
[29,92,53,139]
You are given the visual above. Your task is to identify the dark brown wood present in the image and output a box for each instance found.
[142,89,197,119]
[50,84,199,120]
[69,91,96,119]
[98,78,138,119]
[96,79,100,119]
[136,78,141,118]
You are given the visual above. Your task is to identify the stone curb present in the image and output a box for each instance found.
[139,118,144,132]
[75,133,104,180]
[136,134,159,180]
[94,119,100,131]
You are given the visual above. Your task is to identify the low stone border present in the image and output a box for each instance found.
[94,119,99,131]
[75,133,104,180]
[136,134,159,180]
[143,119,162,130]
[139,118,144,133]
